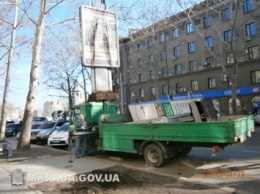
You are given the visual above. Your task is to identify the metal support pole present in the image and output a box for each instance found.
[68,132,73,163]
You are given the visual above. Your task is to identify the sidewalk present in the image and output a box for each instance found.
[0,138,117,194]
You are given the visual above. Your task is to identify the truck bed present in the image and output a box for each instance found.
[98,114,254,153]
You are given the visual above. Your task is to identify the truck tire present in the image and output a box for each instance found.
[144,143,164,167]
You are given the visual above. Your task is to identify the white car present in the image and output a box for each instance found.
[48,123,69,147]
[254,109,260,124]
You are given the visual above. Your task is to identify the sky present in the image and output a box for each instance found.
[2,0,134,111]
[1,0,196,112]
[1,1,83,111]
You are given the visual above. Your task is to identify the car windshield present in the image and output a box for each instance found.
[56,123,69,132]
[38,122,56,129]
[6,123,18,128]
[32,123,42,129]
[33,117,47,121]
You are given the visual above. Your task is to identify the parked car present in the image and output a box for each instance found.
[17,123,45,139]
[5,123,22,137]
[48,123,69,147]
[35,121,66,143]
[33,117,48,123]
[254,109,260,124]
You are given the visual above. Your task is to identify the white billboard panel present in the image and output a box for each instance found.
[80,6,120,68]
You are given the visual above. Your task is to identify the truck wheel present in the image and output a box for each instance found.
[144,143,164,167]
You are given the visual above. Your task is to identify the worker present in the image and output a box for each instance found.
[74,114,87,158]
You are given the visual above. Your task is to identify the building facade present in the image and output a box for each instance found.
[114,0,260,115]
[43,101,64,118]
[71,82,86,105]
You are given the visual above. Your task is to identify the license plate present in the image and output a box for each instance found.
[52,140,61,143]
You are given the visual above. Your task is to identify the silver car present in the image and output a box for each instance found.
[35,121,66,143]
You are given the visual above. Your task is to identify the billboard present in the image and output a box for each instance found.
[80,5,120,68]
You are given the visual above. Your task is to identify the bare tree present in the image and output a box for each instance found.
[17,0,67,151]
[0,0,20,141]
[122,0,179,102]
[118,0,259,114]
[174,0,260,114]
[41,22,89,108]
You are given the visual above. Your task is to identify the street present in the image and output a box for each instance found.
[89,125,260,194]
[4,125,260,194]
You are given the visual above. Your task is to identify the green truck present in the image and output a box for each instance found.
[71,100,254,167]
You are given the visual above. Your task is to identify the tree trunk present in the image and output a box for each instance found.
[17,0,46,151]
[67,73,73,108]
[0,0,19,141]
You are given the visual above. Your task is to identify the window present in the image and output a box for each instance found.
[127,46,132,55]
[222,8,231,21]
[176,83,182,93]
[205,36,213,48]
[161,68,167,77]
[138,58,142,66]
[159,33,165,43]
[188,42,196,53]
[203,16,212,28]
[173,46,181,57]
[226,52,234,64]
[137,43,142,51]
[186,23,194,33]
[208,77,216,88]
[243,0,253,13]
[150,87,156,96]
[224,30,232,43]
[160,50,167,61]
[175,64,182,75]
[162,85,168,95]
[172,28,179,38]
[130,90,135,98]
[138,73,143,82]
[139,88,144,97]
[248,46,259,59]
[189,60,197,72]
[148,55,154,64]
[147,38,154,47]
[206,57,214,67]
[245,22,256,37]
[149,71,155,80]
[220,74,228,82]
[251,71,260,83]
[191,80,198,91]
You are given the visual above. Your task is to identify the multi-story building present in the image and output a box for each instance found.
[71,82,86,105]
[114,0,260,115]
[43,101,64,118]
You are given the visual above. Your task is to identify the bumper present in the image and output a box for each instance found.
[36,134,49,142]
[48,139,68,146]
[5,132,13,137]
